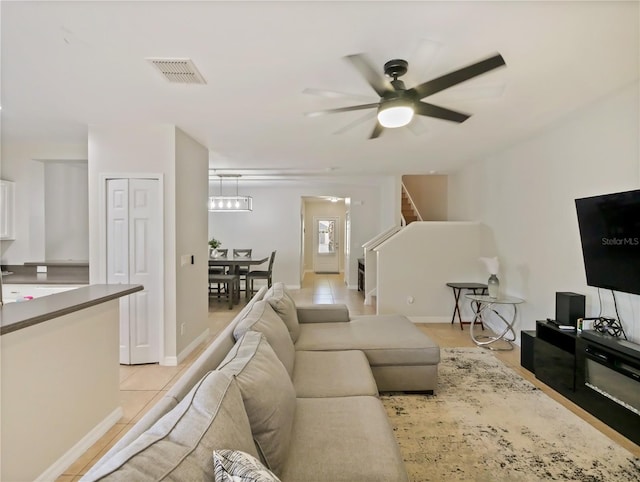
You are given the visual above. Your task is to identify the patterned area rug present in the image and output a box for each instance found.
[381,348,640,481]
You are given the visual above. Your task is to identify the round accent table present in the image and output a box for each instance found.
[465,294,524,351]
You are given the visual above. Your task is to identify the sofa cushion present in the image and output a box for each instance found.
[233,300,295,377]
[295,304,350,323]
[218,331,296,476]
[294,314,440,367]
[213,450,281,482]
[293,350,378,398]
[82,371,258,481]
[280,396,409,482]
[264,282,300,342]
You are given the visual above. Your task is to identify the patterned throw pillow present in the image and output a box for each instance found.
[213,449,281,482]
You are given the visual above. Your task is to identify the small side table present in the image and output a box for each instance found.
[446,282,488,330]
[466,294,524,351]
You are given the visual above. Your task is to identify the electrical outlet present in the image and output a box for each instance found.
[180,323,186,336]
[37,265,47,273]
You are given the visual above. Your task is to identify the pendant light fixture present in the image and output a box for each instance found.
[208,175,253,212]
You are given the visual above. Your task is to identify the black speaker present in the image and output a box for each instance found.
[555,292,585,327]
[520,330,536,373]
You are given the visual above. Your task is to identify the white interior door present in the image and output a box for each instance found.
[313,216,340,273]
[107,178,161,365]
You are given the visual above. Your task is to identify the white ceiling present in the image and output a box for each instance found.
[2,1,638,177]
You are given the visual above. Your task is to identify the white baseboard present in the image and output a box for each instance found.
[286,284,301,290]
[36,407,123,482]
[163,355,178,366]
[408,316,451,323]
[175,328,210,365]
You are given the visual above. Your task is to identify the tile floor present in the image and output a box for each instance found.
[57,273,639,480]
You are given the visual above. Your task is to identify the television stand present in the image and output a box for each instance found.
[528,321,640,445]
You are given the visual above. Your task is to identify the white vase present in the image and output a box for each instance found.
[488,274,500,298]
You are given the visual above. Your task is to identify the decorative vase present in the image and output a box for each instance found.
[487,274,500,299]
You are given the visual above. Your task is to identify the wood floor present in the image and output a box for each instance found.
[57,273,639,480]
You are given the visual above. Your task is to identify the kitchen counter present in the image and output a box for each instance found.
[1,282,142,481]
[1,262,89,284]
[0,284,142,335]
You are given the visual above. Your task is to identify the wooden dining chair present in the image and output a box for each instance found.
[246,250,276,298]
[208,271,239,309]
[233,248,252,294]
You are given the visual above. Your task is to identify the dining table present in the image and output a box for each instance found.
[208,254,269,306]
[208,254,269,275]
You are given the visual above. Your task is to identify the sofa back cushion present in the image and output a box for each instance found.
[218,331,296,476]
[233,300,295,377]
[83,371,258,481]
[264,282,300,342]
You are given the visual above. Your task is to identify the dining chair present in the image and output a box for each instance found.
[210,248,228,259]
[208,271,239,310]
[246,250,276,298]
[209,247,229,283]
[233,248,252,294]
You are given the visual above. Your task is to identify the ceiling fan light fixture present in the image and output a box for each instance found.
[377,102,414,128]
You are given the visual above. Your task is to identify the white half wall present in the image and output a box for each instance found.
[375,221,492,320]
[448,82,640,342]
[1,300,120,482]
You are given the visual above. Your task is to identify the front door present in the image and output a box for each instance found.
[313,217,340,273]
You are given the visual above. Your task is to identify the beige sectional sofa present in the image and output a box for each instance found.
[82,283,440,481]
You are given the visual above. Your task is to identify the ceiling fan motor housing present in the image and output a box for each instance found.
[383,59,409,79]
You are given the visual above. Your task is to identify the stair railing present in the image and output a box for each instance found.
[401,182,423,225]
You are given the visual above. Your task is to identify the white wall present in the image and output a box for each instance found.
[375,222,490,319]
[402,174,448,221]
[0,142,88,264]
[44,161,89,261]
[209,180,389,289]
[449,82,640,342]
[174,128,209,357]
[89,124,209,361]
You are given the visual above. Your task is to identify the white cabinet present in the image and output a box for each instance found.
[0,180,16,240]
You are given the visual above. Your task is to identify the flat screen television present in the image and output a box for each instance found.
[575,189,640,295]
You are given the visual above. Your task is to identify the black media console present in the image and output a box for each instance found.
[524,321,640,445]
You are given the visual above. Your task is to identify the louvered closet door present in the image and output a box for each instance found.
[107,178,161,365]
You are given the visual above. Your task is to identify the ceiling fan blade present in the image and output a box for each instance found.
[305,103,379,118]
[406,117,428,136]
[408,53,506,100]
[369,121,384,139]
[344,53,393,97]
[302,88,377,103]
[333,111,377,135]
[414,101,470,123]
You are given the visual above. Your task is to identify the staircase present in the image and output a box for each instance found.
[401,185,420,225]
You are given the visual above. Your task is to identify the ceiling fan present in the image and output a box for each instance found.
[305,52,506,139]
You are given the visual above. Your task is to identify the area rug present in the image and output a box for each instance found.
[380,347,640,481]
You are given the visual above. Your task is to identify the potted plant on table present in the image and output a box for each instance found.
[209,237,222,258]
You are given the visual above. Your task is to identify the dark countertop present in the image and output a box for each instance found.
[23,260,89,267]
[2,262,89,285]
[0,284,143,336]
[2,272,90,284]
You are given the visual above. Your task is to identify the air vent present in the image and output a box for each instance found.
[146,58,206,84]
